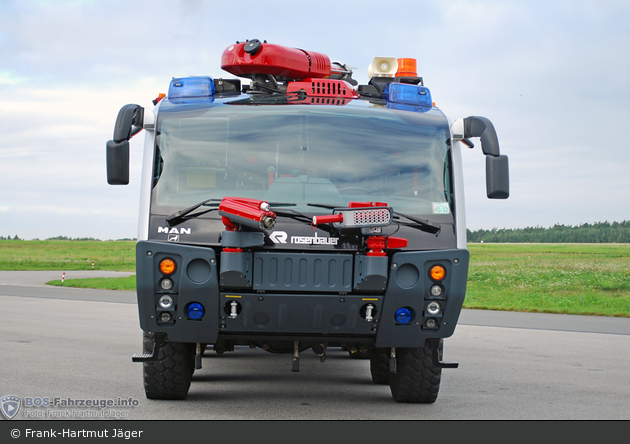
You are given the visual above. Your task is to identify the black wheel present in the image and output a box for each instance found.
[369,348,390,385]
[142,332,195,400]
[389,340,442,403]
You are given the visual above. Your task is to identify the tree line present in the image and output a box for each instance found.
[467,221,630,243]
[0,236,136,241]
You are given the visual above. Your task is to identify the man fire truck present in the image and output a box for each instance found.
[106,39,509,403]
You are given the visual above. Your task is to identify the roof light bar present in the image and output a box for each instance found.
[383,83,432,108]
[168,76,215,101]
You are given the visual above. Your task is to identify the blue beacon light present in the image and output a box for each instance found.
[168,76,215,102]
[384,83,432,112]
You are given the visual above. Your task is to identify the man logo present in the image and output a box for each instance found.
[1,395,21,420]
[269,231,288,244]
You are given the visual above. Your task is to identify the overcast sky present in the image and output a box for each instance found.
[1,0,629,240]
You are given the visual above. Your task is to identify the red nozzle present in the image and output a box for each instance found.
[218,197,276,230]
[312,213,344,227]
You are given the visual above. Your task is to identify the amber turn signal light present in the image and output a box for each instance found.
[159,258,176,275]
[429,264,446,281]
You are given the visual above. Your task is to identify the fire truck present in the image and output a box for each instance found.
[106,39,509,403]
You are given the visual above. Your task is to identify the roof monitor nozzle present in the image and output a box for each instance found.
[244,39,262,55]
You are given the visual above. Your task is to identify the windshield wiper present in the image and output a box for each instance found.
[273,208,314,223]
[307,203,441,235]
[167,200,299,227]
[393,212,441,235]
[307,203,337,209]
[166,199,220,226]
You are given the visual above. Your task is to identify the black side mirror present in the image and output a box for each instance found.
[106,104,143,185]
[106,140,130,185]
[451,116,510,199]
[486,154,509,199]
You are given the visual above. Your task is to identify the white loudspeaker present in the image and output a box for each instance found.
[367,57,399,78]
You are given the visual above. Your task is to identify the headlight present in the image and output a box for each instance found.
[158,295,173,309]
[427,301,441,316]
[160,278,174,291]
[424,318,438,329]
[430,284,443,297]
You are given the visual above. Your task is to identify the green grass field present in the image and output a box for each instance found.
[2,240,629,317]
[465,243,630,317]
[0,240,135,271]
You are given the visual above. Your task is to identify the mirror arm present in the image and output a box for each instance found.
[113,104,144,143]
[463,116,500,156]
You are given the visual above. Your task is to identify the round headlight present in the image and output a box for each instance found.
[430,284,443,297]
[427,301,441,316]
[159,312,172,323]
[425,318,438,329]
[160,278,173,291]
[159,295,173,309]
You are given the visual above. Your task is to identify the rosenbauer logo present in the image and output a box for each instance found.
[269,231,338,245]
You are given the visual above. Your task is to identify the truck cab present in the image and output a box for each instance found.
[106,39,509,403]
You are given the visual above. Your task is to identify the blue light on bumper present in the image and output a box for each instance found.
[394,307,413,324]
[187,302,205,320]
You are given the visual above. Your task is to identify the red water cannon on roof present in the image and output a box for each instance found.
[222,39,331,80]
[221,39,355,84]
[218,197,276,231]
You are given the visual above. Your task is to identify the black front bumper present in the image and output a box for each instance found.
[135,241,469,347]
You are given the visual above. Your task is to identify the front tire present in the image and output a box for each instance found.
[369,348,390,384]
[142,332,195,400]
[389,340,442,403]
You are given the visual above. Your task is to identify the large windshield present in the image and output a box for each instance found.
[152,102,453,221]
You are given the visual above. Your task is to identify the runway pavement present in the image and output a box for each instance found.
[1,271,629,420]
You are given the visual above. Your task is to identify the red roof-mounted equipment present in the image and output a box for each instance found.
[221,39,332,80]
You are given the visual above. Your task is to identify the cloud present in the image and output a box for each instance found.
[1,0,630,239]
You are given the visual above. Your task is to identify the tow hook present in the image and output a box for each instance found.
[312,342,327,363]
